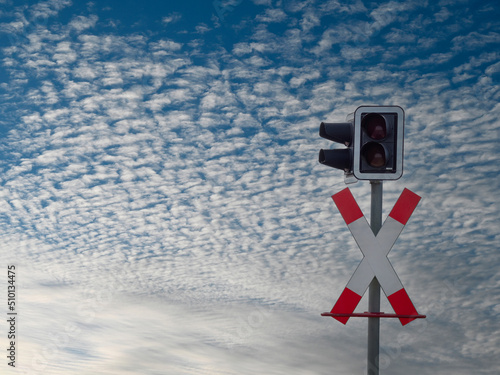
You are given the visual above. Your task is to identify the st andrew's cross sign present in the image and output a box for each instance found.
[322,188,425,326]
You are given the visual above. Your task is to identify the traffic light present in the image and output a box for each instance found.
[353,106,404,180]
[319,106,404,181]
[318,121,353,172]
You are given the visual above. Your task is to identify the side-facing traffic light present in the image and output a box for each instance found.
[318,121,353,172]
[319,106,404,181]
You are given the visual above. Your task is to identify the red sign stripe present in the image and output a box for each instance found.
[332,188,364,225]
[388,188,421,225]
[387,288,419,326]
[330,287,363,324]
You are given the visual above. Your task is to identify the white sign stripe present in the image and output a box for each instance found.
[348,218,403,296]
[376,216,405,255]
[345,257,374,296]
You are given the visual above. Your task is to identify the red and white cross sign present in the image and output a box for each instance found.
[328,188,422,326]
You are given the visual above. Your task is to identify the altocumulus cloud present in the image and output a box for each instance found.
[0,0,499,374]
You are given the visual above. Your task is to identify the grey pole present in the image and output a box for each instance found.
[368,180,383,375]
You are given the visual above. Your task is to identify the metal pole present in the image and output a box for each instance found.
[368,180,383,375]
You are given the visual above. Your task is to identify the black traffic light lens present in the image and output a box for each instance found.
[362,142,386,168]
[362,113,386,140]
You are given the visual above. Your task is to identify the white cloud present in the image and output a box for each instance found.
[311,25,367,55]
[485,60,500,76]
[452,31,500,51]
[68,14,97,32]
[162,12,182,25]
[0,0,499,373]
[29,0,72,19]
[256,8,288,23]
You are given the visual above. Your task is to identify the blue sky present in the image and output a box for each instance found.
[0,0,499,374]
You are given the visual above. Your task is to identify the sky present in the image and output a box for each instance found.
[0,0,499,374]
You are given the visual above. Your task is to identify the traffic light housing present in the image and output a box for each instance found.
[353,106,404,180]
[318,121,353,172]
[319,106,404,181]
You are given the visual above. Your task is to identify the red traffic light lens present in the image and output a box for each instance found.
[362,142,386,168]
[362,114,386,140]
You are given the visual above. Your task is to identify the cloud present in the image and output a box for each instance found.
[68,14,97,32]
[452,31,500,51]
[256,8,288,23]
[369,1,418,31]
[0,0,499,374]
[16,266,370,374]
[162,12,182,25]
[29,0,72,19]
